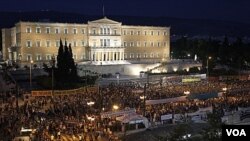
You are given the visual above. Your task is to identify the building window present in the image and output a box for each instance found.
[151,53,154,58]
[36,40,41,47]
[144,31,147,35]
[26,40,32,47]
[114,29,117,35]
[81,41,85,47]
[164,31,167,36]
[107,28,110,35]
[123,30,126,35]
[73,41,77,47]
[92,29,96,35]
[158,31,160,36]
[56,40,60,47]
[27,54,32,61]
[55,28,60,34]
[46,40,50,47]
[151,31,154,35]
[164,42,167,47]
[137,31,140,35]
[144,53,147,58]
[64,28,68,34]
[144,42,147,47]
[130,31,133,35]
[36,54,42,61]
[73,55,77,60]
[156,53,159,58]
[26,27,32,33]
[130,53,134,58]
[158,42,160,47]
[151,42,154,47]
[36,27,41,33]
[137,53,140,58]
[100,39,103,47]
[73,28,77,34]
[46,54,51,60]
[130,42,134,47]
[46,27,50,34]
[81,29,85,34]
[137,41,140,47]
[124,53,127,59]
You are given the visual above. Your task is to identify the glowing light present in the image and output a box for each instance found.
[113,105,119,110]
[173,67,178,72]
[222,87,227,91]
[87,101,95,106]
[140,96,146,100]
[184,91,190,95]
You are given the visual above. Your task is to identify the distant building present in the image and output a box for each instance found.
[1,17,170,67]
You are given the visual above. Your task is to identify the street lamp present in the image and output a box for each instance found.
[206,56,212,80]
[113,105,119,110]
[30,60,33,91]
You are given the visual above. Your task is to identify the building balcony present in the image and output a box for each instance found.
[88,33,121,36]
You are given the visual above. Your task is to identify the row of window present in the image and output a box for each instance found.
[25,26,168,36]
[26,27,86,34]
[123,30,168,36]
[124,53,165,58]
[26,40,86,47]
[24,54,83,61]
[23,53,163,61]
[123,41,167,47]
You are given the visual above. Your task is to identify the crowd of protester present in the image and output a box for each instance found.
[0,78,250,140]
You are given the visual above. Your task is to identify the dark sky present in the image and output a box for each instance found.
[1,0,250,23]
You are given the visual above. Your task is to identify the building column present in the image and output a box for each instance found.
[119,51,122,60]
[121,51,124,60]
[94,52,96,61]
[90,51,93,61]
[101,52,104,61]
[112,52,115,61]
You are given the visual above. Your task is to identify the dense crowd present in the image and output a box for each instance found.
[0,78,250,140]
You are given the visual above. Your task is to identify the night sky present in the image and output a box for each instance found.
[0,0,250,23]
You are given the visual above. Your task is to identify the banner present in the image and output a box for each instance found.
[161,114,172,121]
[146,96,187,105]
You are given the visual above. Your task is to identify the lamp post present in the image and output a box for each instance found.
[30,60,33,91]
[206,56,212,80]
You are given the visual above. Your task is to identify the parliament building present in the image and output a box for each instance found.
[2,17,170,67]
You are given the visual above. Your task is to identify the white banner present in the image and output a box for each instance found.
[146,96,187,105]
[161,114,172,121]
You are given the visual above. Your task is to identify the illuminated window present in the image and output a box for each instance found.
[36,27,41,33]
[73,54,77,60]
[26,40,32,47]
[26,27,32,33]
[64,28,68,34]
[130,53,134,58]
[27,54,32,61]
[36,40,41,47]
[124,42,127,47]
[137,41,140,47]
[81,41,85,47]
[73,41,77,47]
[73,28,77,34]
[151,42,154,47]
[56,40,60,47]
[36,54,42,61]
[46,27,50,34]
[55,28,60,34]
[46,40,50,47]
[46,54,51,60]
[81,28,85,34]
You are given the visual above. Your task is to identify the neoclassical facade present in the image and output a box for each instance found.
[1,17,170,66]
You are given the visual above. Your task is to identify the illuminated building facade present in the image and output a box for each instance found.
[2,17,170,66]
